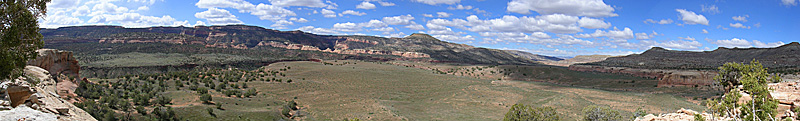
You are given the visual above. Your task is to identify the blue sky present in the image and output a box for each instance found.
[41,0,800,56]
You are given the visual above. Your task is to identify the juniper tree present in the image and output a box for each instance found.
[0,0,50,79]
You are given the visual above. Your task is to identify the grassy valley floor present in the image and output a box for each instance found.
[163,60,704,120]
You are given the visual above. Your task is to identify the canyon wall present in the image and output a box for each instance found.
[257,41,430,58]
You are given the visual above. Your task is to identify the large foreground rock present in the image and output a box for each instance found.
[26,49,81,102]
[27,49,80,78]
[0,105,57,121]
[0,66,95,121]
[635,108,734,121]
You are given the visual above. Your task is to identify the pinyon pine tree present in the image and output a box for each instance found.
[1,0,50,79]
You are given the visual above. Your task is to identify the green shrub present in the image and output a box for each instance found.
[196,87,208,94]
[582,105,624,121]
[206,107,215,117]
[694,114,705,121]
[136,106,147,115]
[633,107,648,119]
[281,105,292,117]
[503,104,560,121]
[288,100,298,110]
[200,94,212,104]
[708,61,779,120]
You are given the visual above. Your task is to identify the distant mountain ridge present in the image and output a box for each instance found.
[540,55,615,67]
[583,42,800,73]
[503,50,564,61]
[41,25,556,65]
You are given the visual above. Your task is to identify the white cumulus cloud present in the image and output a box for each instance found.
[195,8,244,25]
[269,0,328,7]
[783,0,798,6]
[382,14,415,25]
[732,15,749,22]
[644,19,673,24]
[196,0,296,21]
[341,10,366,16]
[676,9,709,25]
[356,1,376,9]
[320,9,336,17]
[578,17,611,29]
[506,0,617,17]
[729,23,751,29]
[413,0,461,5]
[576,27,634,40]
[437,12,452,18]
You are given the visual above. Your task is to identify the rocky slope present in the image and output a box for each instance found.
[504,50,563,61]
[637,81,800,120]
[0,66,95,121]
[27,49,80,78]
[1,49,93,120]
[41,25,541,65]
[585,42,800,72]
[571,42,800,87]
[25,49,81,102]
[569,65,717,87]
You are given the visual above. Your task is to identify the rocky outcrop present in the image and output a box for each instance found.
[569,65,717,87]
[641,82,800,120]
[99,39,202,44]
[27,49,80,78]
[0,66,96,121]
[635,108,734,121]
[759,82,800,118]
[26,49,81,101]
[504,50,563,62]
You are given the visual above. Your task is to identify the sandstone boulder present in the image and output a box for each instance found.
[634,108,734,121]
[1,66,96,121]
[26,49,80,102]
[27,49,80,78]
[0,105,57,121]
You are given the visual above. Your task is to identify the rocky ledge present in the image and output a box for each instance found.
[0,66,95,121]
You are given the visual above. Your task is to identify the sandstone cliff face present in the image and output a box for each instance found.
[569,65,716,87]
[27,49,80,78]
[26,49,81,101]
[0,66,96,121]
[257,41,431,58]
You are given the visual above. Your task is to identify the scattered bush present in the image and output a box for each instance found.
[633,107,648,119]
[200,94,213,104]
[503,104,560,121]
[196,87,208,94]
[582,105,624,121]
[281,105,292,117]
[708,61,779,120]
[155,95,172,106]
[694,114,705,121]
[207,107,215,117]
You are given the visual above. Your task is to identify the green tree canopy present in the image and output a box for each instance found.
[503,104,560,121]
[709,60,780,120]
[1,0,50,79]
